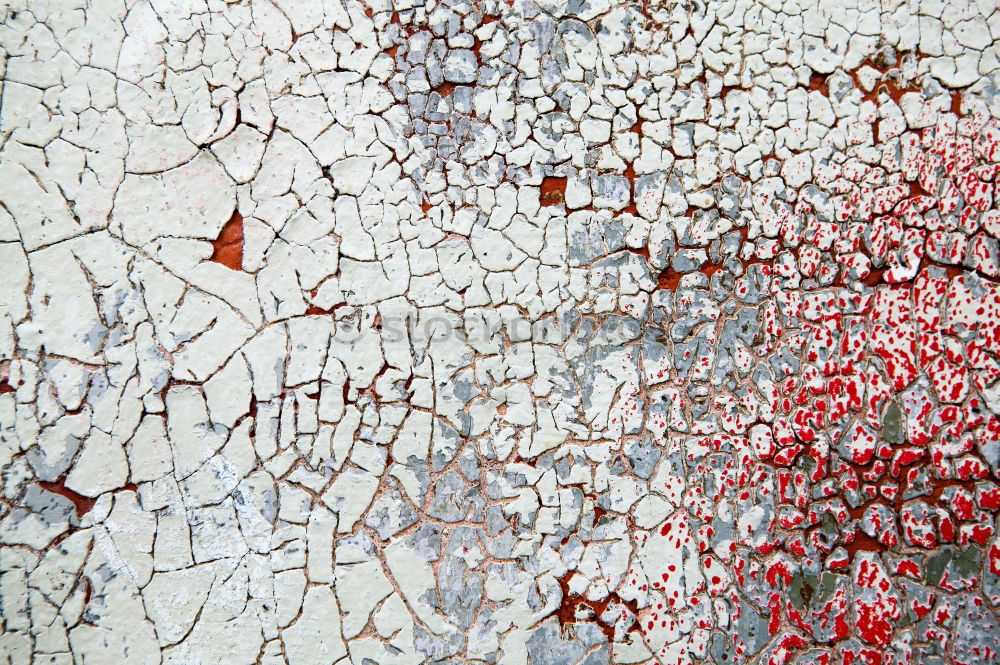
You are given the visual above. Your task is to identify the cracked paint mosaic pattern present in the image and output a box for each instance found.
[1,0,1000,663]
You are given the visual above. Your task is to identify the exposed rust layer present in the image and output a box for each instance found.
[555,569,641,642]
[210,210,244,271]
[38,478,96,518]
[540,176,568,206]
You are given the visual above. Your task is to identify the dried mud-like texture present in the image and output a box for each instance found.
[1,1,999,664]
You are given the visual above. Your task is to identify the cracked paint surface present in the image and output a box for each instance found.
[0,0,999,664]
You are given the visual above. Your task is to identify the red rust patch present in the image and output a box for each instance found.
[0,361,15,393]
[621,161,639,217]
[843,526,890,557]
[554,569,640,642]
[540,176,567,206]
[555,570,580,629]
[38,478,96,518]
[908,180,932,198]
[657,268,682,291]
[807,72,829,97]
[848,51,921,109]
[433,81,456,97]
[950,90,963,115]
[305,304,329,315]
[304,288,330,316]
[862,266,888,287]
[210,210,244,271]
[700,262,724,279]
